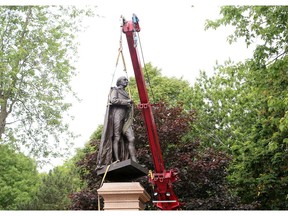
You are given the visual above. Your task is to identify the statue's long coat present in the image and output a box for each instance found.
[96,87,133,166]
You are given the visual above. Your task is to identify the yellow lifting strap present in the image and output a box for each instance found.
[112,32,132,99]
[97,160,119,210]
[97,164,111,210]
[115,45,127,73]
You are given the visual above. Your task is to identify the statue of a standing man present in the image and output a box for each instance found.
[96,76,137,170]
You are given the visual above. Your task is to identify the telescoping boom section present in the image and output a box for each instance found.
[121,15,180,210]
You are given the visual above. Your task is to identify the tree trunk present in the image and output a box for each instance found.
[0,113,8,140]
[0,99,8,140]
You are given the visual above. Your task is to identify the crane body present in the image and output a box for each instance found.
[122,16,180,210]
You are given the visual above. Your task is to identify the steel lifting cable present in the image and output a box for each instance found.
[136,31,156,104]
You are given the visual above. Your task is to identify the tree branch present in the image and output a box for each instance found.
[267,50,287,66]
[6,119,21,125]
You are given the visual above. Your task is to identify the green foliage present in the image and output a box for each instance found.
[0,6,95,163]
[129,63,194,109]
[201,5,288,209]
[205,6,288,65]
[89,125,103,141]
[190,61,257,151]
[21,165,82,210]
[18,144,90,210]
[0,144,40,210]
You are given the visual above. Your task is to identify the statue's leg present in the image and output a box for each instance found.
[125,127,137,162]
[113,116,123,162]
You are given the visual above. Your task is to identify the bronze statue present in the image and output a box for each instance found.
[96,76,137,170]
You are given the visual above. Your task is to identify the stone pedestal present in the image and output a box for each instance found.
[97,182,151,210]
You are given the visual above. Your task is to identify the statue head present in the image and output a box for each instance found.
[116,76,129,87]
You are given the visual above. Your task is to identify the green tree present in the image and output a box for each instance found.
[190,61,253,151]
[21,165,82,210]
[129,63,194,109]
[0,6,95,162]
[202,6,288,209]
[19,143,90,210]
[0,144,40,210]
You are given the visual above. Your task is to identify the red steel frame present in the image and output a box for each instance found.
[122,18,180,210]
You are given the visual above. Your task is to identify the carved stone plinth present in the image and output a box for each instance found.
[97,182,151,210]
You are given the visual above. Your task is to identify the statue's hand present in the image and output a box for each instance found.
[127,99,133,108]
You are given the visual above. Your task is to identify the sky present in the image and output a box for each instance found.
[22,0,272,171]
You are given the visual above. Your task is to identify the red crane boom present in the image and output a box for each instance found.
[122,15,180,210]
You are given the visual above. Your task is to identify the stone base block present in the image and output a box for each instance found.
[97,182,151,210]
